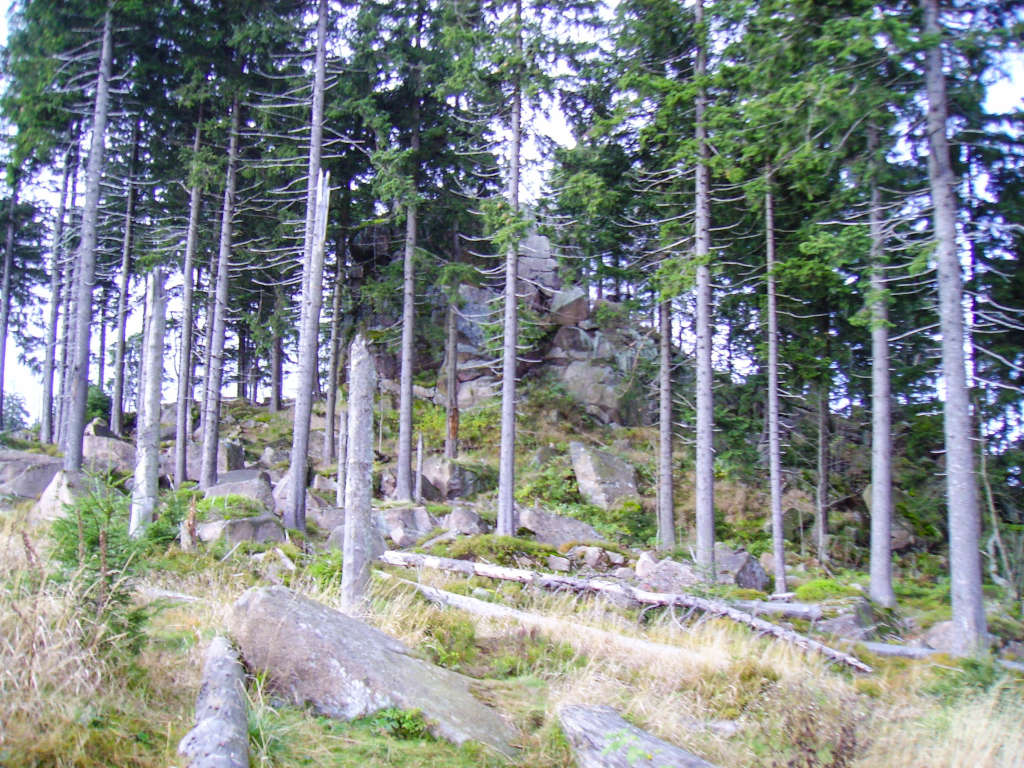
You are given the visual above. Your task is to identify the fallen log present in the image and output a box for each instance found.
[178,636,249,768]
[558,705,717,768]
[379,551,871,673]
[383,573,707,665]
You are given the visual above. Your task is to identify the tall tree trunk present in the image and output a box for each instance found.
[693,0,715,578]
[235,327,247,401]
[657,298,675,550]
[765,174,787,593]
[922,0,985,653]
[867,125,895,607]
[323,253,343,462]
[42,141,76,444]
[198,248,218,434]
[64,7,113,473]
[496,0,523,537]
[396,81,423,501]
[175,119,203,487]
[110,119,140,436]
[199,99,240,489]
[56,163,80,448]
[445,230,461,461]
[285,0,329,531]
[96,287,108,393]
[341,333,376,614]
[815,377,829,565]
[130,267,165,537]
[0,181,19,430]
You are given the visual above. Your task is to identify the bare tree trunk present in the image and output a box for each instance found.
[815,379,829,566]
[42,141,75,444]
[323,255,343,462]
[285,0,329,531]
[444,292,459,460]
[0,181,18,430]
[130,267,165,537]
[199,99,240,489]
[175,119,203,487]
[922,0,985,653]
[764,175,787,593]
[867,125,895,607]
[693,0,715,578]
[341,333,376,613]
[64,7,113,473]
[110,119,140,436]
[269,286,283,413]
[235,328,247,400]
[96,287,108,393]
[657,298,674,550]
[335,405,348,508]
[496,0,523,537]
[396,201,418,501]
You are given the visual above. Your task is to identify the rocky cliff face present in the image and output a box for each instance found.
[376,230,661,427]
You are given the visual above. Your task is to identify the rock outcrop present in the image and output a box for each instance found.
[204,469,275,512]
[83,434,136,474]
[569,442,639,511]
[518,504,601,548]
[196,515,285,546]
[228,586,517,756]
[558,705,716,768]
[0,450,62,499]
[714,544,770,592]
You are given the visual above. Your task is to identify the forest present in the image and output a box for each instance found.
[0,0,1023,765]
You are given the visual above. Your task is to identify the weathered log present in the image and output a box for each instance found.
[379,551,871,673]
[178,636,249,768]
[385,574,706,665]
[559,705,717,768]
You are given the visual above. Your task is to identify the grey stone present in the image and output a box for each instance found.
[547,555,572,572]
[606,550,626,567]
[229,586,517,756]
[891,519,916,552]
[84,417,115,437]
[204,469,274,512]
[641,558,701,593]
[714,544,770,592]
[441,503,488,535]
[518,504,601,548]
[560,361,624,424]
[220,439,245,472]
[568,545,609,571]
[612,566,634,580]
[196,515,285,546]
[259,445,288,467]
[550,286,589,326]
[569,442,639,511]
[0,450,62,499]
[29,470,87,526]
[421,456,495,500]
[922,620,959,654]
[558,705,716,768]
[309,505,345,532]
[272,468,325,518]
[83,434,136,474]
[378,504,438,547]
[634,551,658,580]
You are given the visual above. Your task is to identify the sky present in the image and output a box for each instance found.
[0,1,1020,424]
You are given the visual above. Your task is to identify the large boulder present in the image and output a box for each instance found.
[441,503,488,535]
[550,286,589,326]
[196,514,286,546]
[29,470,87,526]
[637,556,701,593]
[569,442,639,511]
[518,504,600,548]
[378,504,438,547]
[714,544,770,592]
[421,457,496,500]
[228,586,517,756]
[0,450,62,499]
[272,467,326,519]
[83,434,136,474]
[558,705,716,768]
[204,469,275,512]
[560,362,628,425]
[518,231,561,310]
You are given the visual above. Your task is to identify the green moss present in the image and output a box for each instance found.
[195,494,265,520]
[793,578,861,602]
[427,534,557,566]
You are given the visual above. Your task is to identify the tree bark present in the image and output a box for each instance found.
[199,99,240,489]
[0,181,19,430]
[177,636,249,768]
[921,0,985,653]
[693,0,715,578]
[175,119,203,487]
[335,405,348,508]
[657,298,675,550]
[764,175,787,593]
[867,126,895,607]
[269,286,283,413]
[341,333,376,613]
[496,0,523,537]
[323,254,343,462]
[815,378,829,565]
[110,119,140,437]
[444,231,461,460]
[56,162,80,448]
[64,7,113,473]
[285,0,329,531]
[41,140,75,444]
[130,267,165,537]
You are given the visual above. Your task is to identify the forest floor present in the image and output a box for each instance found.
[1,392,1023,766]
